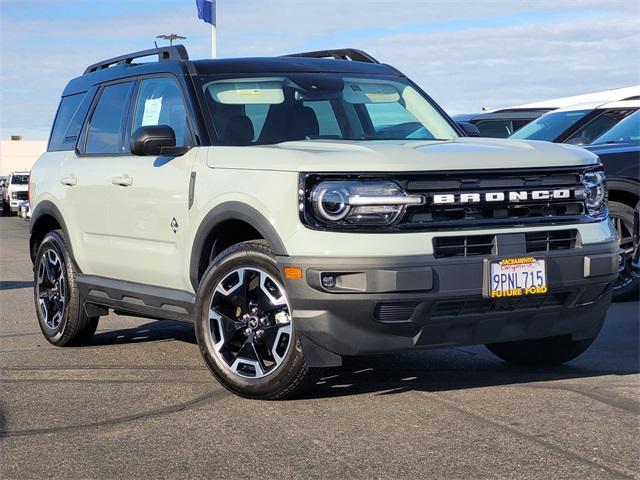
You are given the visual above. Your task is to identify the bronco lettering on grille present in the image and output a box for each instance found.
[431,189,572,205]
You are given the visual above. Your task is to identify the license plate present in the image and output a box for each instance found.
[485,256,548,298]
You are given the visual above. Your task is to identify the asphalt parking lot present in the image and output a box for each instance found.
[0,215,638,479]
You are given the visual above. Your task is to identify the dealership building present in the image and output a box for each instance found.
[0,138,47,176]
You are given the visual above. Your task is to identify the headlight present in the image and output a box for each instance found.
[309,180,423,226]
[578,169,607,218]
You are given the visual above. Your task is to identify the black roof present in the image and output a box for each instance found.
[192,56,398,75]
[62,46,400,96]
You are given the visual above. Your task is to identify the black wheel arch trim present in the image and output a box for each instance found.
[29,201,75,266]
[607,178,640,202]
[189,202,288,291]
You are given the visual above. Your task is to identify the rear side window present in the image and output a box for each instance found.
[85,82,134,154]
[48,93,85,151]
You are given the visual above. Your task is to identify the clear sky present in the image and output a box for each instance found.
[1,0,638,140]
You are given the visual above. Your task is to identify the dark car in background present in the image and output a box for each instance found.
[585,109,640,300]
[453,109,550,138]
[510,99,640,146]
[454,86,640,139]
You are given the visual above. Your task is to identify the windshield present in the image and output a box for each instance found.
[510,109,591,141]
[591,109,640,144]
[200,74,458,145]
[11,174,29,185]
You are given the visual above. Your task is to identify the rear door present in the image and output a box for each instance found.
[107,75,198,290]
[62,81,135,275]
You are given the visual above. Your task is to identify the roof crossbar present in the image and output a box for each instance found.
[84,45,189,74]
[283,48,379,64]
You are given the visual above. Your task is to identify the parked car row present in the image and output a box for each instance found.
[456,87,640,301]
[1,170,30,215]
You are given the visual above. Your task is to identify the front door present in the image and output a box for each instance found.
[107,76,197,291]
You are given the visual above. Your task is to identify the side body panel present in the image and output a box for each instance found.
[106,148,201,288]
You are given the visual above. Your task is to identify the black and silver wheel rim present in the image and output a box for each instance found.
[613,213,636,291]
[206,267,292,379]
[36,248,66,334]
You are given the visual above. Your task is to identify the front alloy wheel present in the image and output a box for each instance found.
[207,267,292,379]
[195,241,318,399]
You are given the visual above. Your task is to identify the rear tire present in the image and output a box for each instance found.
[610,201,639,302]
[486,333,600,367]
[194,241,320,399]
[33,230,99,346]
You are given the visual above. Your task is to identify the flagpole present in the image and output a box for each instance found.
[211,0,217,58]
[211,24,217,58]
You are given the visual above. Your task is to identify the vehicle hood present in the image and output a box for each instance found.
[8,184,28,192]
[206,137,599,172]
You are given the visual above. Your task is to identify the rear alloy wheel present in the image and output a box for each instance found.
[34,230,99,346]
[195,241,318,399]
[610,201,639,301]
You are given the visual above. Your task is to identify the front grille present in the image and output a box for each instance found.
[433,235,495,258]
[432,293,569,319]
[525,229,578,252]
[433,229,579,258]
[374,302,419,322]
[399,168,587,229]
[11,191,28,200]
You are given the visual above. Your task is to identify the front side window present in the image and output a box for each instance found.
[565,109,637,145]
[201,74,458,146]
[510,110,591,142]
[132,77,189,146]
[85,82,134,154]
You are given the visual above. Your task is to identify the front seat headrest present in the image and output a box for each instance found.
[224,115,254,145]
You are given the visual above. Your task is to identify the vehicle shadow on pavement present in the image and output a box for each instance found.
[84,307,638,399]
[301,353,640,400]
[90,319,196,346]
[0,281,34,291]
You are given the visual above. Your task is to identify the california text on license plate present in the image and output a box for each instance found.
[486,256,548,298]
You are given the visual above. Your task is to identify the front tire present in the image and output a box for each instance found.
[33,230,99,346]
[194,241,319,399]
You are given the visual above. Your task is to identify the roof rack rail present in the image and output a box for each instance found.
[84,45,189,74]
[283,48,379,64]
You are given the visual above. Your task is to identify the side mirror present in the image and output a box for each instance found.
[130,125,190,156]
[456,121,481,137]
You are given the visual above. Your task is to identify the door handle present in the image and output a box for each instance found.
[112,174,133,187]
[60,174,77,186]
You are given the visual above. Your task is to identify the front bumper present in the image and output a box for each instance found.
[277,239,620,366]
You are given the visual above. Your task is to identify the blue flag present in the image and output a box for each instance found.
[196,0,216,26]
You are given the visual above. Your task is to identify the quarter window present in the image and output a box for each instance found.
[49,93,85,151]
[132,77,189,146]
[85,82,134,154]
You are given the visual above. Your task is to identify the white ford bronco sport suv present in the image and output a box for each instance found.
[30,46,620,399]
